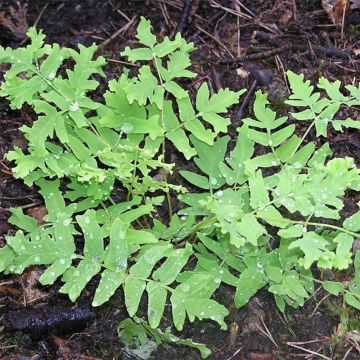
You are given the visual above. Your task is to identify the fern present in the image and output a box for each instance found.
[0,18,360,359]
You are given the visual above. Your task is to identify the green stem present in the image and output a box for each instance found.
[255,215,360,238]
[188,216,218,242]
[152,56,173,221]
[290,118,316,158]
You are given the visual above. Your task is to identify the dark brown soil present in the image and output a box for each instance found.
[1,1,360,359]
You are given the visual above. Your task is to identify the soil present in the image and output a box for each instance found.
[1,0,360,359]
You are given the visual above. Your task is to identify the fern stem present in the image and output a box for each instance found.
[152,56,173,221]
[290,118,316,158]
[188,216,217,242]
[255,215,360,238]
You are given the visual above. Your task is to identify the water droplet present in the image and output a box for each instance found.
[210,177,218,185]
[69,102,79,112]
[48,71,56,80]
[121,123,133,134]
[63,218,71,226]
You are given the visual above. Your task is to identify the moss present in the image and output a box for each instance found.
[348,24,360,37]
[348,308,360,331]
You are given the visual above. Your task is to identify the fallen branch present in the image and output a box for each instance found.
[254,31,351,59]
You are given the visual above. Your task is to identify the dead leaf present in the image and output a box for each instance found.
[280,9,293,27]
[11,136,28,152]
[20,267,48,304]
[26,206,48,225]
[322,0,351,25]
[0,281,21,297]
[51,336,71,360]
[236,67,249,79]
[241,297,265,334]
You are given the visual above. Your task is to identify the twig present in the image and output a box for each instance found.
[33,2,49,28]
[107,0,131,22]
[195,24,234,57]
[0,201,42,211]
[292,0,297,21]
[254,31,351,59]
[342,346,353,360]
[341,3,346,40]
[210,0,281,34]
[210,64,222,92]
[237,79,257,120]
[98,16,136,50]
[275,54,290,95]
[107,58,140,67]
[175,0,193,34]
[260,316,279,348]
[233,1,241,57]
[233,0,256,18]
[311,293,331,317]
[219,47,285,64]
[286,342,331,360]
[288,338,330,345]
[226,347,242,360]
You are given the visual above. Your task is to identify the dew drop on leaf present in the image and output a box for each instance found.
[48,71,56,80]
[210,177,218,185]
[69,102,79,112]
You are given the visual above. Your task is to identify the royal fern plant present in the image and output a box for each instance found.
[1,17,360,358]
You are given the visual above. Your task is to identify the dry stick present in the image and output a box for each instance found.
[210,0,280,34]
[195,24,234,57]
[342,347,354,360]
[254,31,351,59]
[160,2,173,28]
[33,2,49,28]
[237,79,257,120]
[260,316,278,348]
[233,0,256,18]
[233,1,241,57]
[289,338,330,345]
[175,0,193,34]
[107,0,131,22]
[219,46,285,64]
[292,0,297,21]
[210,64,222,92]
[286,342,331,360]
[310,293,331,317]
[98,16,136,50]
